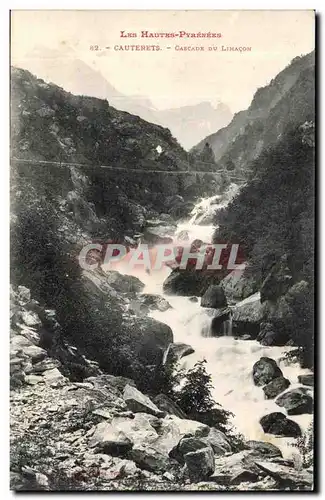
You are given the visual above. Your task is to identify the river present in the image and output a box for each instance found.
[125,185,313,458]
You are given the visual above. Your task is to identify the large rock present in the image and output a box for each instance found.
[259,412,301,437]
[255,460,313,489]
[123,384,165,418]
[246,440,282,458]
[184,446,215,482]
[163,267,219,297]
[173,437,212,463]
[298,374,314,387]
[275,388,313,415]
[153,394,187,419]
[252,357,283,386]
[220,264,257,303]
[263,377,291,399]
[144,225,175,244]
[201,285,227,309]
[257,322,289,346]
[105,270,145,293]
[210,450,262,486]
[232,292,264,337]
[210,307,232,336]
[163,342,195,364]
[133,294,172,313]
[89,423,133,456]
[205,427,232,455]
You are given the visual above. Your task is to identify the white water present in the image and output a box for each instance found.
[123,184,313,457]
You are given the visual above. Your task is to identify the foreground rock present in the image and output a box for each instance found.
[105,271,145,294]
[219,265,257,303]
[131,294,172,313]
[259,412,301,437]
[263,377,291,399]
[252,357,283,386]
[298,374,314,387]
[184,447,215,482]
[232,292,263,337]
[246,441,282,458]
[275,388,313,415]
[123,385,165,418]
[201,285,227,309]
[163,267,219,297]
[163,342,195,364]
[255,461,313,490]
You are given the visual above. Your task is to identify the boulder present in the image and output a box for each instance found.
[210,307,232,336]
[153,394,187,419]
[253,357,283,386]
[184,446,215,482]
[275,388,313,415]
[89,422,134,456]
[105,270,145,293]
[201,285,227,309]
[205,427,232,455]
[163,342,195,364]
[232,292,264,337]
[22,345,47,363]
[163,267,219,297]
[171,436,211,463]
[263,377,291,399]
[189,296,198,302]
[246,440,282,458]
[210,450,265,486]
[144,225,175,244]
[257,322,289,346]
[134,294,172,312]
[298,374,314,387]
[21,310,42,327]
[123,384,165,418]
[128,445,170,472]
[259,412,301,437]
[255,460,313,489]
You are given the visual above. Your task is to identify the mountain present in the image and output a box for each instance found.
[156,101,232,150]
[211,52,315,367]
[192,51,315,177]
[15,46,232,149]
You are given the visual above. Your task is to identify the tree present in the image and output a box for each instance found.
[174,360,232,431]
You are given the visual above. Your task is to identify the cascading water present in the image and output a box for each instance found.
[124,183,312,458]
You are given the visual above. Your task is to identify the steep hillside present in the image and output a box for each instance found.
[215,122,315,366]
[193,51,315,178]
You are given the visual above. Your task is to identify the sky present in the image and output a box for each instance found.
[11,10,315,113]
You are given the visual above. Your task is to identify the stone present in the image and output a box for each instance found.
[89,422,133,455]
[24,374,44,385]
[22,345,47,363]
[123,384,165,418]
[232,292,264,337]
[201,285,227,309]
[263,377,291,399]
[174,437,212,463]
[42,368,65,384]
[163,342,195,364]
[257,322,289,346]
[32,358,61,374]
[105,270,145,293]
[298,374,314,387]
[189,296,198,302]
[255,460,313,489]
[210,450,267,486]
[21,311,42,327]
[252,357,283,386]
[205,427,232,455]
[259,412,301,437]
[128,445,170,472]
[246,441,282,458]
[144,225,174,244]
[275,388,313,415]
[17,286,31,305]
[153,394,187,419]
[184,446,215,482]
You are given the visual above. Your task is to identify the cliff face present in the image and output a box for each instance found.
[192,51,315,178]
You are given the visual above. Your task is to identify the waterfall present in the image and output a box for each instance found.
[119,182,312,458]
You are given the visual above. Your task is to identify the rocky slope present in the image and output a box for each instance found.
[10,286,313,491]
[192,51,315,179]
